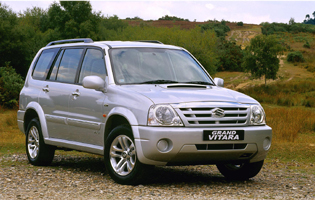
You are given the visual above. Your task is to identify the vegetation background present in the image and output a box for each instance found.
[0,1,314,173]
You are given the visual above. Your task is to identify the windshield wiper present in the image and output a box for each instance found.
[183,81,214,85]
[139,80,179,84]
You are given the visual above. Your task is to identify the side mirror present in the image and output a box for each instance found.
[82,76,107,92]
[214,78,224,87]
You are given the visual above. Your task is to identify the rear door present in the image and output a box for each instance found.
[39,48,84,140]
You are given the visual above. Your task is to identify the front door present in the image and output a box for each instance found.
[67,48,108,146]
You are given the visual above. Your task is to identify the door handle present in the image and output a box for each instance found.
[72,90,80,96]
[42,85,49,92]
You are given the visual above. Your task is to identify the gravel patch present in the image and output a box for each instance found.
[0,154,314,199]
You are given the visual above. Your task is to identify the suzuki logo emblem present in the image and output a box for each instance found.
[211,108,225,118]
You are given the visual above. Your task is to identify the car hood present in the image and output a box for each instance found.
[119,84,259,105]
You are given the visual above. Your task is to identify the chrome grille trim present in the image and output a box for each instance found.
[173,102,250,127]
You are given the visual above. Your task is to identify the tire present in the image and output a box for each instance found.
[216,160,264,180]
[104,125,150,185]
[26,118,55,166]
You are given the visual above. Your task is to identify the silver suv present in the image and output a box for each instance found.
[18,38,272,185]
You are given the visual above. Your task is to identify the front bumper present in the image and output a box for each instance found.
[133,125,272,166]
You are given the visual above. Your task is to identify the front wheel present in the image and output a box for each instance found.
[216,160,264,180]
[26,118,55,166]
[104,125,150,185]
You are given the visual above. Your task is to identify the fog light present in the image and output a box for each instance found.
[263,137,271,151]
[157,139,173,153]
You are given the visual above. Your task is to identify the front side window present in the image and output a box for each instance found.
[56,48,84,83]
[109,48,212,85]
[79,49,106,84]
[32,48,59,80]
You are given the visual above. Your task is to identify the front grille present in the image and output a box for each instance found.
[175,103,249,127]
[195,143,247,150]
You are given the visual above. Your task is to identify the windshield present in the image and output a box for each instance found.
[109,48,213,85]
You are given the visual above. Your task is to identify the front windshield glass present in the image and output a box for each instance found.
[109,48,213,85]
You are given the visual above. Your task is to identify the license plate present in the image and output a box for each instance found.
[203,130,244,141]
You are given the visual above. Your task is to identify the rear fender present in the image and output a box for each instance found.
[25,102,49,139]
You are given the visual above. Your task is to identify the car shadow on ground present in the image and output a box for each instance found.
[49,153,256,186]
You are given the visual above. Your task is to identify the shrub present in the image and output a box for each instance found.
[236,21,243,26]
[0,62,24,108]
[261,22,315,35]
[199,21,230,38]
[158,15,189,22]
[217,40,244,71]
[287,51,305,63]
[303,41,311,48]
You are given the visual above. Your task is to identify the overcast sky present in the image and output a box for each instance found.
[1,1,314,24]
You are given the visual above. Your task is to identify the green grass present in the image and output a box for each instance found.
[275,32,315,73]
[267,140,315,175]
[238,79,315,107]
[0,109,24,155]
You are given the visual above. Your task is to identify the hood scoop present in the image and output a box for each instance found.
[166,84,208,89]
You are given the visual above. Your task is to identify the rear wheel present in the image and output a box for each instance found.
[216,160,264,180]
[104,125,150,185]
[26,118,55,166]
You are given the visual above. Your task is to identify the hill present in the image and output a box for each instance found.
[126,19,262,51]
[126,19,259,30]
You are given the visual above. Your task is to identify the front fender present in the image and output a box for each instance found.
[105,106,165,165]
[106,106,139,137]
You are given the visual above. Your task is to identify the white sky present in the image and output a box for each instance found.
[1,0,314,24]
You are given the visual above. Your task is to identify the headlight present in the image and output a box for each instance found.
[250,105,266,125]
[148,104,183,126]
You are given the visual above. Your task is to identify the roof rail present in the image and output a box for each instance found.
[46,38,94,46]
[137,40,163,44]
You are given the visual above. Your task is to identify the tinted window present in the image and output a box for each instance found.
[110,48,212,85]
[32,48,59,80]
[49,50,64,81]
[79,49,106,84]
[56,49,84,83]
[168,51,210,82]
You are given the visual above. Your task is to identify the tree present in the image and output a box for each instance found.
[242,35,284,86]
[217,40,244,72]
[46,1,101,39]
[0,3,29,76]
[306,14,310,20]
[0,62,24,108]
[304,11,315,25]
[289,17,295,25]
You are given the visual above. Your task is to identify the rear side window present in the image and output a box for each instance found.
[49,50,64,81]
[32,48,59,80]
[56,48,84,83]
